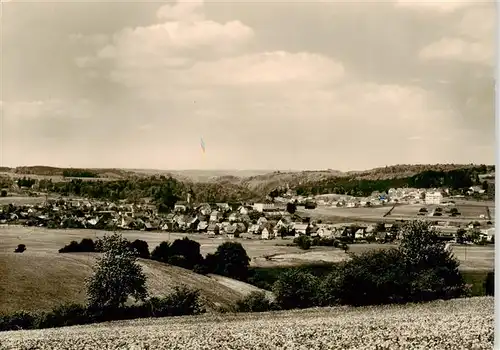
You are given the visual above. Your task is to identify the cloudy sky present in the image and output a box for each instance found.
[0,0,496,171]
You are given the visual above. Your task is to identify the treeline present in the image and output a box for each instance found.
[62,169,99,178]
[295,167,491,197]
[36,176,257,207]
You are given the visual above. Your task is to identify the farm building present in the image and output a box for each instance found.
[425,191,443,205]
[253,203,275,212]
[293,223,309,236]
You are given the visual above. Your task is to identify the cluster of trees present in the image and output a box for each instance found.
[294,167,490,197]
[17,177,36,189]
[238,221,470,312]
[58,236,251,281]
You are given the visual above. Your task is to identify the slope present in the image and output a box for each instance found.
[0,252,270,315]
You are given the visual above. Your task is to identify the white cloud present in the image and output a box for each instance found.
[419,37,493,65]
[418,5,495,65]
[156,0,205,21]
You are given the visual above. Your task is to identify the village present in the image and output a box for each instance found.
[0,184,494,244]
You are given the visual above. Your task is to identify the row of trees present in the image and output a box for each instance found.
[59,236,252,282]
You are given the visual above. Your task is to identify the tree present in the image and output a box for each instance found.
[128,239,150,259]
[456,228,467,244]
[169,237,203,269]
[484,272,494,296]
[399,220,466,301]
[286,202,297,214]
[210,242,250,281]
[14,244,26,253]
[0,190,6,197]
[86,233,148,309]
[272,269,319,310]
[151,241,171,263]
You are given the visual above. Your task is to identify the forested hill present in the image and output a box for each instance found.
[1,164,494,203]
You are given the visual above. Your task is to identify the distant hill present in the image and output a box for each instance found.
[0,252,271,315]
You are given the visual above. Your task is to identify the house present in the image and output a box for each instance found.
[253,203,275,213]
[261,226,275,240]
[174,202,188,212]
[354,228,365,240]
[309,226,319,237]
[210,210,223,222]
[425,191,443,205]
[257,216,268,226]
[480,227,495,242]
[226,225,237,238]
[292,223,309,236]
[248,224,262,235]
[468,186,486,195]
[276,217,292,231]
[197,221,209,232]
[207,223,220,235]
[235,222,247,234]
[187,217,200,231]
[238,206,252,215]
[228,212,240,222]
[220,221,231,232]
[216,203,231,212]
[317,227,333,237]
[198,204,212,216]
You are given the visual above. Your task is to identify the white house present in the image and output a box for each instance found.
[293,223,309,236]
[261,227,275,240]
[253,203,275,212]
[425,191,443,205]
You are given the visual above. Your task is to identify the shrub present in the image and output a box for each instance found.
[14,244,26,253]
[36,303,90,329]
[0,311,36,331]
[168,237,204,270]
[59,238,96,253]
[148,286,205,317]
[128,239,150,259]
[151,241,171,263]
[272,269,319,310]
[294,235,311,250]
[0,190,6,197]
[235,291,274,313]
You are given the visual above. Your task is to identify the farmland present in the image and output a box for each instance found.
[300,200,494,225]
[0,226,494,270]
[0,251,270,315]
[0,297,493,350]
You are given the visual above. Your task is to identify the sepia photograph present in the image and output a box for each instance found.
[0,0,496,348]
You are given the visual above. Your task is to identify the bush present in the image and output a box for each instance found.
[14,244,26,253]
[0,190,7,197]
[128,239,150,259]
[148,286,205,317]
[59,239,95,253]
[294,235,311,250]
[272,269,319,310]
[36,303,90,329]
[484,272,494,296]
[151,241,171,263]
[235,291,274,313]
[0,311,36,331]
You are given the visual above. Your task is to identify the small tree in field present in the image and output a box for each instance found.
[14,244,26,253]
[86,233,148,309]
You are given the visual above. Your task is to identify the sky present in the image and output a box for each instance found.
[0,0,496,171]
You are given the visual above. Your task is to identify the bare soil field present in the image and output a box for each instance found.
[304,203,494,225]
[0,196,50,205]
[0,297,493,350]
[0,251,269,315]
